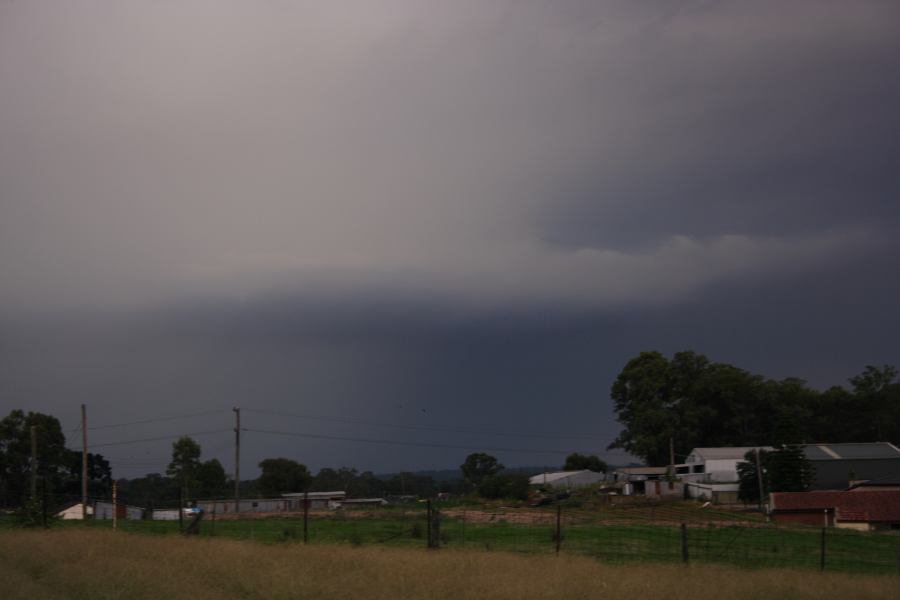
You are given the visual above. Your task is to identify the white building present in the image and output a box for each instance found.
[56,503,93,520]
[680,446,771,503]
[683,447,772,483]
[93,501,144,520]
[529,470,606,490]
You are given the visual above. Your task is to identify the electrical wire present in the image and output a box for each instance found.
[87,429,232,449]
[242,407,601,442]
[243,427,602,456]
[87,408,229,431]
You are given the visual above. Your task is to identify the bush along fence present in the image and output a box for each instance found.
[9,493,900,576]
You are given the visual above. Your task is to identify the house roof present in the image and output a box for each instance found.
[803,443,900,461]
[689,447,771,460]
[281,491,346,499]
[771,491,900,522]
[614,467,668,475]
[528,470,605,485]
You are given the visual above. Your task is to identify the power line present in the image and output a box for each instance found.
[84,429,232,449]
[242,408,601,442]
[243,427,604,456]
[87,408,229,431]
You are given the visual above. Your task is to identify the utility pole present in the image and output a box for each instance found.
[669,437,675,470]
[233,407,241,514]
[82,404,88,520]
[112,480,118,532]
[755,448,766,514]
[30,425,37,499]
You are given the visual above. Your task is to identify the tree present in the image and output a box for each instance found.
[166,436,201,498]
[766,443,815,493]
[196,458,229,498]
[61,450,112,499]
[563,453,607,473]
[477,473,530,500]
[460,453,503,489]
[258,458,311,496]
[0,410,70,507]
[737,449,768,504]
[849,365,899,443]
[607,351,675,466]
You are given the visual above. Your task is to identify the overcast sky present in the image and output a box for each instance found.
[2,1,899,478]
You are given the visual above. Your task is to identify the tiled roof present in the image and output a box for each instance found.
[771,491,900,522]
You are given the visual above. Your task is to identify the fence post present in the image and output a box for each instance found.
[40,477,47,528]
[432,504,440,549]
[426,499,433,549]
[681,523,689,564]
[303,491,309,545]
[556,504,562,555]
[820,527,826,571]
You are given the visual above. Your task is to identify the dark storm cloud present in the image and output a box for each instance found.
[1,1,899,475]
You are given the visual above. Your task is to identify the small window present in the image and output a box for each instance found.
[676,466,689,474]
[693,465,705,474]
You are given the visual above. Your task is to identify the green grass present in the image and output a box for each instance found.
[65,509,900,575]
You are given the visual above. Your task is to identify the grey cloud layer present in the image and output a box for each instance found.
[3,1,898,313]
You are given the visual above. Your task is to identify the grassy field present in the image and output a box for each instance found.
[2,529,898,600]
[57,506,900,575]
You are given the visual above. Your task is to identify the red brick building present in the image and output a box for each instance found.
[770,490,900,531]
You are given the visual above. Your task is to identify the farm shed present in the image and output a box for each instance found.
[847,474,900,491]
[152,509,181,521]
[93,501,143,520]
[529,470,606,490]
[56,502,93,520]
[804,443,900,490]
[612,467,668,495]
[684,482,740,504]
[682,447,771,484]
[340,498,388,507]
[770,490,900,531]
[281,491,347,509]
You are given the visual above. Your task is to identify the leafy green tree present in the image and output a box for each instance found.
[608,351,675,466]
[311,467,360,492]
[116,473,180,509]
[0,410,69,507]
[460,453,503,489]
[196,458,229,498]
[850,365,899,442]
[61,451,112,499]
[766,443,815,493]
[563,453,607,473]
[257,458,311,496]
[737,449,768,504]
[382,472,435,497]
[477,473,530,500]
[166,436,202,498]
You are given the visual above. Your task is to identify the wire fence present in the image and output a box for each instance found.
[9,492,899,576]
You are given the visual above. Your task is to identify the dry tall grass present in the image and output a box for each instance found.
[1,529,897,600]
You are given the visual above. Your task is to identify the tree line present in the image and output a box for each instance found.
[608,350,899,466]
[1,408,610,509]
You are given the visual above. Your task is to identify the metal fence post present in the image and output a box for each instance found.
[556,504,562,555]
[303,491,309,545]
[820,527,826,571]
[681,523,689,564]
